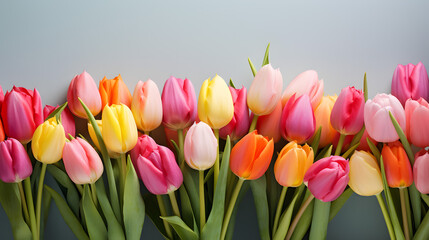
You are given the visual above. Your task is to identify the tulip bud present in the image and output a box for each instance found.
[414,150,429,194]
[88,120,120,159]
[348,151,383,196]
[247,64,283,116]
[364,94,406,143]
[184,122,218,170]
[99,74,132,109]
[102,104,138,154]
[280,94,316,144]
[391,62,429,106]
[198,75,234,129]
[67,71,102,119]
[230,131,274,180]
[304,156,349,202]
[282,70,324,110]
[310,95,337,148]
[256,100,282,143]
[0,138,32,183]
[274,141,314,187]
[130,135,158,163]
[330,87,365,135]
[381,142,413,188]
[63,138,103,184]
[43,105,75,139]
[131,80,163,132]
[405,98,429,148]
[1,86,43,143]
[32,118,66,164]
[161,77,197,130]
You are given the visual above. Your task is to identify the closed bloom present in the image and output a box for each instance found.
[63,138,103,184]
[311,95,337,148]
[330,87,365,135]
[304,156,349,202]
[381,142,413,188]
[43,105,75,139]
[1,86,43,143]
[364,94,406,143]
[247,64,283,116]
[99,74,132,109]
[405,98,429,148]
[281,94,316,144]
[131,80,163,132]
[348,151,383,196]
[256,100,282,143]
[162,76,197,130]
[414,150,429,194]
[130,135,158,164]
[230,131,274,180]
[0,138,32,183]
[282,70,324,110]
[274,141,314,187]
[198,75,234,129]
[67,71,102,119]
[220,86,250,141]
[32,118,66,164]
[102,104,138,154]
[184,122,218,170]
[88,120,120,159]
[391,62,429,106]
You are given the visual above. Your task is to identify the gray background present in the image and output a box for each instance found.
[1,0,428,239]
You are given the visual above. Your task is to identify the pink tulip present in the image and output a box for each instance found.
[405,98,429,148]
[414,150,429,194]
[1,86,43,143]
[67,71,102,119]
[185,122,218,170]
[304,156,349,202]
[220,86,250,141]
[131,80,163,132]
[161,77,197,130]
[280,94,316,144]
[330,87,365,135]
[43,105,76,139]
[364,94,406,143]
[282,70,324,110]
[256,100,282,143]
[130,134,159,164]
[62,138,103,184]
[247,64,283,116]
[0,138,32,183]
[391,62,429,106]
[0,85,4,112]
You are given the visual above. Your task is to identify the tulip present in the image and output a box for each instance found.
[130,135,158,164]
[391,62,429,106]
[230,130,274,180]
[282,70,324,110]
[63,138,103,184]
[161,76,197,130]
[99,74,132,109]
[102,104,138,154]
[184,122,218,170]
[32,118,66,164]
[304,156,349,202]
[67,71,102,119]
[330,87,365,135]
[364,94,406,143]
[280,94,316,144]
[0,85,4,112]
[247,64,283,116]
[219,86,250,141]
[0,118,4,142]
[357,129,378,152]
[131,80,163,132]
[43,105,75,139]
[311,95,337,148]
[274,141,314,187]
[0,138,32,183]
[348,151,383,196]
[88,120,120,159]
[198,75,234,129]
[414,150,429,194]
[256,100,282,143]
[381,142,413,188]
[405,98,429,148]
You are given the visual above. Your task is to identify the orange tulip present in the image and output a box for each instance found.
[381,141,413,188]
[230,130,274,180]
[99,74,132,109]
[311,95,337,148]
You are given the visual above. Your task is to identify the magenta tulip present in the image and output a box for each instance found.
[43,105,76,140]
[185,122,218,170]
[67,71,102,119]
[0,85,4,112]
[304,156,349,202]
[282,70,324,110]
[0,138,32,183]
[130,134,159,164]
[1,86,43,143]
[280,94,315,144]
[220,86,250,141]
[405,98,429,148]
[391,62,429,106]
[414,150,429,194]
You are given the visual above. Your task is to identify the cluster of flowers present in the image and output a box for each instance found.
[1,46,429,240]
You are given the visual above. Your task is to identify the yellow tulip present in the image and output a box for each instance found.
[198,75,234,129]
[32,118,66,164]
[348,150,383,196]
[102,104,138,154]
[88,120,120,158]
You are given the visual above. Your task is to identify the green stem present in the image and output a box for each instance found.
[286,194,315,240]
[403,188,413,239]
[18,182,30,225]
[75,184,83,195]
[24,178,38,240]
[157,195,173,239]
[273,186,288,236]
[214,129,220,192]
[36,163,47,237]
[400,188,410,240]
[335,134,346,156]
[168,191,181,218]
[249,115,259,133]
[90,183,98,208]
[376,193,396,240]
[199,170,206,233]
[177,129,185,166]
[309,199,331,240]
[118,154,127,204]
[220,178,245,240]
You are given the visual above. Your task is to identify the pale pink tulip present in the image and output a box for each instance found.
[67,71,102,119]
[184,122,218,170]
[330,87,365,135]
[414,150,429,194]
[391,62,429,106]
[131,80,163,132]
[220,86,250,141]
[405,98,429,148]
[282,70,324,110]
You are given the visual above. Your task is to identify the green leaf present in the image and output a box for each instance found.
[229,79,236,89]
[349,126,365,149]
[162,216,199,240]
[311,127,322,155]
[341,143,360,159]
[82,185,107,240]
[179,186,196,231]
[45,186,89,240]
[262,43,270,66]
[142,194,168,238]
[388,112,414,164]
[290,190,314,240]
[422,193,429,207]
[250,175,270,240]
[45,102,68,122]
[367,137,380,160]
[415,211,429,240]
[266,167,281,231]
[309,199,331,240]
[182,164,200,225]
[41,188,52,239]
[363,72,368,101]
[329,188,353,221]
[248,58,257,77]
[170,139,180,155]
[123,156,145,240]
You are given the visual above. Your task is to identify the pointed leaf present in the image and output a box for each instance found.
[82,185,107,240]
[45,102,68,121]
[341,143,360,159]
[229,79,236,89]
[415,211,429,240]
[262,43,270,66]
[179,186,196,230]
[389,112,414,164]
[162,216,199,240]
[311,127,322,155]
[250,175,270,240]
[248,58,257,77]
[349,126,365,148]
[363,72,368,101]
[367,138,380,160]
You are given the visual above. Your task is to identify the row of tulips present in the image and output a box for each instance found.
[1,45,429,240]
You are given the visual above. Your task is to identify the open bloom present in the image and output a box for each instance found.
[220,86,250,141]
[414,150,429,194]
[391,62,429,106]
[256,100,282,143]
[131,80,163,132]
[330,87,365,135]
[99,74,132,109]
[184,122,218,170]
[0,138,32,183]
[311,95,337,148]
[348,151,383,196]
[32,118,66,164]
[43,105,75,139]
[67,71,102,119]
[405,98,429,148]
[381,142,413,188]
[282,70,324,110]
